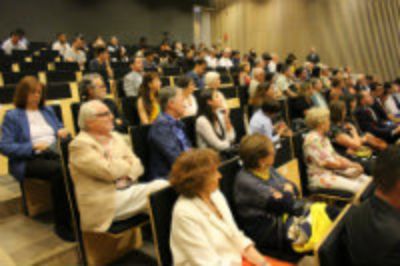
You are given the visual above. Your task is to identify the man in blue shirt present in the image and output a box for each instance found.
[249,98,292,145]
[148,87,191,179]
[185,59,207,90]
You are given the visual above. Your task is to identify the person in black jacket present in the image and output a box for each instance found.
[355,90,400,143]
[233,134,338,253]
[79,73,128,133]
[343,145,400,266]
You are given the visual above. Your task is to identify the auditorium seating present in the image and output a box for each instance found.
[148,186,178,266]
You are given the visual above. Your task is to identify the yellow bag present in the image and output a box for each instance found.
[292,202,333,253]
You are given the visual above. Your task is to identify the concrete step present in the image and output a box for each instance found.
[0,214,79,266]
[0,176,22,220]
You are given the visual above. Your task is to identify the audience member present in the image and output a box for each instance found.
[196,89,235,152]
[234,134,337,253]
[176,76,198,117]
[329,100,387,156]
[276,64,297,98]
[239,62,251,86]
[107,36,127,62]
[143,50,157,69]
[249,82,276,109]
[329,78,345,102]
[69,100,168,232]
[148,87,191,180]
[370,82,400,124]
[343,145,400,266]
[249,67,266,98]
[249,98,291,145]
[204,71,228,110]
[88,47,114,81]
[303,107,370,194]
[0,76,72,240]
[123,56,144,97]
[205,49,218,69]
[79,73,128,133]
[383,81,400,117]
[306,47,320,64]
[170,149,269,266]
[267,53,279,73]
[137,72,161,125]
[355,91,400,143]
[218,47,234,69]
[51,32,70,58]
[310,78,328,108]
[290,82,313,119]
[186,59,207,90]
[1,31,27,55]
[64,35,86,69]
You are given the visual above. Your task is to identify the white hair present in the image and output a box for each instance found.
[252,67,264,78]
[204,71,220,88]
[78,100,104,130]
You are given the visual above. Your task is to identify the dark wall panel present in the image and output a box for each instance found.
[0,0,194,44]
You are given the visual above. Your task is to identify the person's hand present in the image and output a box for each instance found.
[283,183,294,193]
[57,128,69,139]
[393,126,400,135]
[352,163,364,173]
[33,142,50,152]
[272,190,283,199]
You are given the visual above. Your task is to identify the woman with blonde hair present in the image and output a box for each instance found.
[303,107,370,194]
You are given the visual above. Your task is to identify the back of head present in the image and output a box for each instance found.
[374,145,400,194]
[329,100,346,124]
[261,98,281,115]
[159,86,177,112]
[305,107,330,129]
[239,133,273,170]
[79,73,103,101]
[204,71,220,88]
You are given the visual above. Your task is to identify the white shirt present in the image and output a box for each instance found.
[218,57,233,69]
[196,115,236,151]
[52,41,71,57]
[205,56,218,69]
[183,94,198,117]
[1,39,27,55]
[268,61,277,73]
[384,95,400,116]
[64,47,86,66]
[275,74,292,93]
[26,110,56,146]
[170,190,253,266]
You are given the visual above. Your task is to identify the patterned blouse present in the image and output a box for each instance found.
[303,130,338,177]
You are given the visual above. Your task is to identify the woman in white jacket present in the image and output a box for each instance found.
[169,149,269,266]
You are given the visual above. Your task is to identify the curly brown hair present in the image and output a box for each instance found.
[169,148,221,198]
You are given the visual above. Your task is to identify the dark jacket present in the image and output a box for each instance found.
[354,106,397,143]
[148,113,191,180]
[0,107,63,181]
[343,195,400,266]
[233,168,299,249]
[371,98,389,122]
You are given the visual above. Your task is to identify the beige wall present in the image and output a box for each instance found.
[211,0,400,81]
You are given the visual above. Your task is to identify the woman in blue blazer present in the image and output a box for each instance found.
[0,76,72,241]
